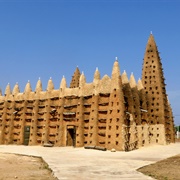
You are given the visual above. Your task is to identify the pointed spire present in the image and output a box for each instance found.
[93,67,100,84]
[137,78,144,90]
[129,73,137,88]
[146,33,158,52]
[35,78,42,92]
[79,71,86,87]
[111,60,121,90]
[142,34,175,143]
[47,77,54,91]
[70,67,81,88]
[24,80,32,93]
[5,83,11,96]
[60,76,67,89]
[12,82,20,95]
[121,70,129,84]
[111,60,121,78]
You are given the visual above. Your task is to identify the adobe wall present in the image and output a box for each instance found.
[0,56,175,151]
[0,61,126,151]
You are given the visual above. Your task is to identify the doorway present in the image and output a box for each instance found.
[66,126,76,147]
[24,126,30,145]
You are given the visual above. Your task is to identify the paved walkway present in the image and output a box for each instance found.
[0,143,180,180]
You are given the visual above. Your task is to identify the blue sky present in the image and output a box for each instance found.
[0,0,180,125]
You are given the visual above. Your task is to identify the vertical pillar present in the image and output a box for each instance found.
[7,100,15,144]
[43,98,50,144]
[0,101,7,144]
[76,96,84,147]
[91,95,99,146]
[19,100,27,144]
[30,99,38,145]
[57,97,65,146]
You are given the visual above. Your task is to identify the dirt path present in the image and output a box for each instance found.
[0,153,57,180]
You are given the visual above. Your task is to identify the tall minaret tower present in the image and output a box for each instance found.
[142,33,175,144]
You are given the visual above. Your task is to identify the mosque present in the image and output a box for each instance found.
[0,34,175,151]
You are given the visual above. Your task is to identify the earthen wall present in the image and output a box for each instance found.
[0,34,175,151]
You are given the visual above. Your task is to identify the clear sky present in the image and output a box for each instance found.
[0,0,180,125]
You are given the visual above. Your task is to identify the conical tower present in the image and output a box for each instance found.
[69,67,81,88]
[142,33,174,144]
[105,59,125,151]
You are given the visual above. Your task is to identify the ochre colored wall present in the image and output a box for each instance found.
[0,35,175,151]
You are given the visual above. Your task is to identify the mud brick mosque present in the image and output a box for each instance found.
[0,34,175,151]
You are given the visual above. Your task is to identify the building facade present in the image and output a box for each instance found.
[0,34,175,151]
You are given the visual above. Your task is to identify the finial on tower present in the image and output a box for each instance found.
[121,70,129,84]
[60,75,67,89]
[35,77,42,92]
[150,31,153,34]
[130,73,136,88]
[115,57,118,61]
[47,76,54,91]
[24,80,32,93]
[137,78,144,90]
[94,67,100,83]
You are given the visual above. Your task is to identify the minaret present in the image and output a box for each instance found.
[106,59,125,151]
[69,67,81,88]
[142,33,174,144]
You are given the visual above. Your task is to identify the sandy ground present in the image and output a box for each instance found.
[1,152,180,180]
[0,153,57,180]
[137,139,180,180]
[138,154,180,180]
[0,143,180,179]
